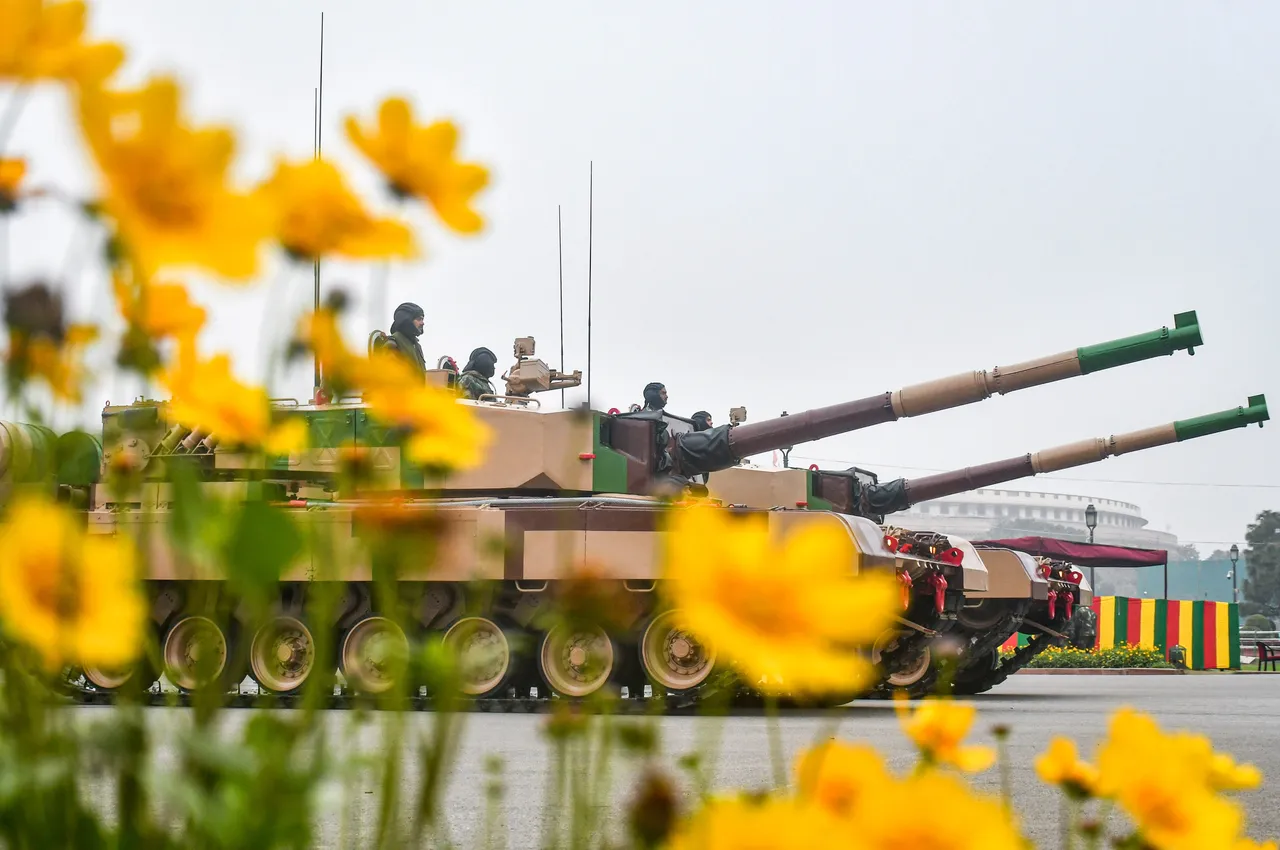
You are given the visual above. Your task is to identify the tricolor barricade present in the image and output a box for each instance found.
[999,596,1241,670]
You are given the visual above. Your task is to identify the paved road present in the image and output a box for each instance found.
[73,673,1279,848]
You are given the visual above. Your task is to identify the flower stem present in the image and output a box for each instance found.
[765,694,785,789]
[0,84,30,156]
[996,735,1012,813]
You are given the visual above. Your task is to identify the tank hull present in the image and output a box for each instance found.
[60,495,977,707]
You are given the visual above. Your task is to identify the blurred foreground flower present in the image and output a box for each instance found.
[0,157,25,211]
[1035,736,1098,798]
[1095,707,1257,849]
[845,769,1024,850]
[3,280,98,400]
[345,96,489,232]
[77,76,270,281]
[112,274,206,343]
[0,495,145,670]
[659,507,900,696]
[895,696,996,773]
[159,350,308,454]
[255,158,417,262]
[791,737,1022,848]
[0,0,124,85]
[296,307,490,470]
[112,272,207,373]
[662,793,845,850]
[793,739,889,816]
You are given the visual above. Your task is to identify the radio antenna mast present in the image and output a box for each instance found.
[558,204,565,409]
[586,161,593,408]
[312,12,325,399]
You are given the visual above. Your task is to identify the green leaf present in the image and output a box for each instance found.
[221,500,303,597]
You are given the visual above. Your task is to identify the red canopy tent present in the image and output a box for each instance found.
[974,536,1168,567]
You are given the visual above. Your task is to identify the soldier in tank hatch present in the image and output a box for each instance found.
[641,382,667,411]
[690,410,712,431]
[382,302,427,380]
[457,347,498,399]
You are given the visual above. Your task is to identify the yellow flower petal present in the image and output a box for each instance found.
[77,76,270,281]
[264,419,309,455]
[344,97,489,233]
[659,506,898,696]
[0,495,145,670]
[255,157,418,262]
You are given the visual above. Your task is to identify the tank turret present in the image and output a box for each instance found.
[604,311,1203,492]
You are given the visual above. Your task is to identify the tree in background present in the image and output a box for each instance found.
[1170,542,1201,562]
[1242,510,1280,613]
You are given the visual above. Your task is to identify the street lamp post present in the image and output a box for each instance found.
[1230,544,1240,604]
[1085,504,1098,589]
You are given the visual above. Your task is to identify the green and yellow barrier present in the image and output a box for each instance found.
[1001,596,1241,669]
[1091,596,1240,669]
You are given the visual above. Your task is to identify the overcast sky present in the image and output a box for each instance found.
[4,1,1277,548]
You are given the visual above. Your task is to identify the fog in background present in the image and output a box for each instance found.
[4,1,1276,548]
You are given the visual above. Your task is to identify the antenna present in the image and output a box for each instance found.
[312,12,325,399]
[558,204,565,409]
[586,161,593,408]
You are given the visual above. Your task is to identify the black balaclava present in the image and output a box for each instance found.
[691,410,712,431]
[464,347,497,378]
[642,382,666,410]
[391,302,425,337]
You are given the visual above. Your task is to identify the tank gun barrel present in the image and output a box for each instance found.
[872,394,1267,510]
[723,311,1202,460]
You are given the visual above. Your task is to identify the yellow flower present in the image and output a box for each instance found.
[1096,708,1247,850]
[4,323,98,402]
[0,0,124,85]
[895,696,997,773]
[112,273,206,343]
[361,351,490,469]
[1035,736,1099,797]
[263,417,308,456]
[295,308,490,470]
[846,769,1025,850]
[0,495,145,670]
[77,76,270,281]
[1209,753,1263,792]
[662,793,846,850]
[659,505,901,696]
[793,739,891,816]
[255,158,417,262]
[0,157,26,211]
[159,350,305,452]
[345,97,489,232]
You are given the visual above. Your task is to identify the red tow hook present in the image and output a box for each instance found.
[1062,591,1074,620]
[1047,589,1058,620]
[927,570,947,614]
[898,570,914,609]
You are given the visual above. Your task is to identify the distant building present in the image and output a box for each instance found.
[890,487,1179,551]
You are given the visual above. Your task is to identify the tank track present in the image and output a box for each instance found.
[948,628,1066,696]
[868,608,1026,700]
[44,668,747,715]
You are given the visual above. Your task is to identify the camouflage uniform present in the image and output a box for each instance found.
[382,302,427,380]
[457,347,498,400]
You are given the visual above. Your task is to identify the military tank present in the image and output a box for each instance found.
[709,394,1267,696]
[3,312,1212,709]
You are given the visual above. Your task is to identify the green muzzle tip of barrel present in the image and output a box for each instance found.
[1076,310,1203,374]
